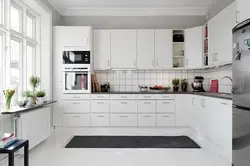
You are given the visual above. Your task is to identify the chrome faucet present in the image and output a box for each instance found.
[221,76,234,94]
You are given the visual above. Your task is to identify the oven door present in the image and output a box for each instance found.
[63,51,90,64]
[63,70,91,94]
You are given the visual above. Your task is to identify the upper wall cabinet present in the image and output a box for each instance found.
[137,30,155,69]
[237,0,250,23]
[110,30,137,69]
[208,2,236,65]
[93,30,111,70]
[155,29,173,69]
[184,26,203,68]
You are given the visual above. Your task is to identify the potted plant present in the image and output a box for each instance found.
[30,76,40,92]
[172,78,180,92]
[181,79,188,92]
[36,91,46,105]
[23,90,36,106]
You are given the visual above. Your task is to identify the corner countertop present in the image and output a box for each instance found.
[91,91,232,100]
[1,101,57,115]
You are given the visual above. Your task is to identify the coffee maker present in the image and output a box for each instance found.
[191,76,205,92]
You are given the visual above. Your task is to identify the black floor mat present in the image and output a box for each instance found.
[65,136,201,148]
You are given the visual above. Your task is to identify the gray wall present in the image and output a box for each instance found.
[39,0,63,25]
[62,15,206,29]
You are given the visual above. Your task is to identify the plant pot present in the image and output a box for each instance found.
[173,86,179,92]
[27,97,36,106]
[37,97,44,105]
[181,84,188,92]
[4,97,11,111]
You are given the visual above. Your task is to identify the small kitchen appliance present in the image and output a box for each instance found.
[210,79,219,93]
[191,76,205,92]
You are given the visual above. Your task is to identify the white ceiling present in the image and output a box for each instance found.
[47,0,234,16]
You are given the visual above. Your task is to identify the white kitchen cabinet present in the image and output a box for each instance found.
[91,94,110,100]
[155,29,173,69]
[138,100,156,114]
[91,100,109,113]
[93,30,111,70]
[91,114,110,126]
[208,2,236,65]
[175,95,191,127]
[138,114,156,127]
[110,30,137,69]
[63,114,90,127]
[63,101,90,114]
[110,114,137,126]
[110,100,137,113]
[137,30,155,69]
[156,100,174,113]
[184,26,203,68]
[156,114,175,127]
[237,0,250,23]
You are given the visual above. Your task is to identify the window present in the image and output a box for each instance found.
[27,15,35,38]
[10,4,21,32]
[10,38,21,89]
[26,44,35,89]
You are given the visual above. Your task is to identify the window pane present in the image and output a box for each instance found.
[10,5,21,32]
[26,45,34,89]
[27,15,34,38]
[10,39,20,88]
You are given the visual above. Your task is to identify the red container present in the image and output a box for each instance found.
[210,79,219,93]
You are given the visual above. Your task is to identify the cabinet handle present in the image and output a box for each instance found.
[134,60,136,66]
[121,96,128,98]
[144,115,152,118]
[97,96,104,98]
[72,116,81,118]
[120,102,128,104]
[203,99,206,108]
[156,60,159,66]
[144,102,151,104]
[72,102,81,104]
[144,96,151,98]
[215,53,218,61]
[97,115,105,118]
[192,97,195,105]
[108,60,110,67]
[73,96,80,99]
[162,96,170,98]
[152,60,154,66]
[201,99,203,107]
[186,59,188,66]
[162,115,170,118]
[120,115,128,118]
[162,102,170,104]
[213,54,215,61]
[97,102,105,104]
[221,102,228,105]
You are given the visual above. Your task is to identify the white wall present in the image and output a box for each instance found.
[39,0,62,25]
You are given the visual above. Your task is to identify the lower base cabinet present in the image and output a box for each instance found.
[110,114,137,126]
[156,114,175,127]
[138,114,156,127]
[91,114,110,126]
[63,114,90,127]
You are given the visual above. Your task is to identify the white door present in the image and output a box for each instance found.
[155,29,173,69]
[93,30,111,70]
[237,0,250,22]
[137,30,155,69]
[110,30,137,69]
[184,26,203,68]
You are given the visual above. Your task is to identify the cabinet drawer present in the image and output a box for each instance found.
[63,94,90,100]
[110,100,137,113]
[63,114,90,127]
[138,114,156,127]
[157,114,174,127]
[110,94,137,100]
[91,114,109,126]
[64,101,90,113]
[155,94,174,100]
[91,94,110,100]
[138,94,157,100]
[110,114,137,126]
[91,100,109,113]
[156,100,174,113]
[138,100,156,113]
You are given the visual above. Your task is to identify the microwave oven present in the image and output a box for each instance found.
[63,51,90,64]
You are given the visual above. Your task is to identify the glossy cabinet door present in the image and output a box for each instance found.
[110,30,137,69]
[237,0,250,22]
[137,30,155,69]
[155,29,173,69]
[184,26,203,68]
[93,30,111,70]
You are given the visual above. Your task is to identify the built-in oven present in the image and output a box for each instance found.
[63,50,90,64]
[63,67,91,94]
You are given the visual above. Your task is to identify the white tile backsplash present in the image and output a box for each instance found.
[94,65,232,93]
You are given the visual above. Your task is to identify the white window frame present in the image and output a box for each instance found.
[24,42,36,89]
[10,1,22,34]
[26,12,36,40]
